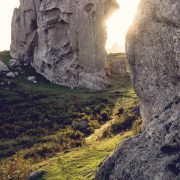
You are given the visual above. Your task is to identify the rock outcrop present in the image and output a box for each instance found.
[106,54,129,75]
[11,0,118,90]
[96,0,180,179]
[0,60,9,73]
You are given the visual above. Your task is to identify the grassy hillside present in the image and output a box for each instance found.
[38,131,133,180]
[108,53,127,60]
[0,51,141,179]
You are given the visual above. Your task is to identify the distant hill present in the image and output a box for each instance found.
[107,43,125,53]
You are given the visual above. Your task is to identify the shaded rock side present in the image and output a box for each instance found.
[10,0,41,64]
[0,60,9,73]
[11,0,119,90]
[96,0,180,179]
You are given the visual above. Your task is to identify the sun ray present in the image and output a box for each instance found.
[106,0,140,53]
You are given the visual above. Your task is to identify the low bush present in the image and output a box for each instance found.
[102,105,142,138]
[0,156,31,180]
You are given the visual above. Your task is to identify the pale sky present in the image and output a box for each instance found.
[106,0,140,52]
[0,0,140,52]
[0,0,20,51]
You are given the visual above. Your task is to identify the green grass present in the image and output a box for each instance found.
[0,72,139,179]
[38,131,133,180]
[0,51,141,180]
[0,51,11,64]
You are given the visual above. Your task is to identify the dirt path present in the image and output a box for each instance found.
[85,91,137,145]
[85,100,121,145]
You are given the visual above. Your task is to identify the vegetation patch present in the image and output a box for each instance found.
[102,105,142,138]
[0,51,11,64]
[38,131,133,180]
[0,51,141,179]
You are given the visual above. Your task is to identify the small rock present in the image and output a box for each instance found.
[23,61,29,66]
[0,60,9,73]
[10,0,119,90]
[28,170,45,180]
[6,72,15,78]
[14,72,19,76]
[9,58,20,67]
[27,76,37,83]
[16,67,22,71]
[129,106,140,117]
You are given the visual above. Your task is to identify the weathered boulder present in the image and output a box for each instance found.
[96,0,180,179]
[27,76,37,83]
[28,170,45,180]
[0,60,9,73]
[11,0,119,90]
[10,0,40,64]
[6,72,16,78]
[9,58,20,67]
[127,0,180,126]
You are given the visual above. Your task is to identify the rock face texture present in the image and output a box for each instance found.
[96,0,180,179]
[106,54,129,75]
[11,0,118,90]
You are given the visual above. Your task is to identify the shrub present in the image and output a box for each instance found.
[88,120,100,130]
[0,156,31,180]
[102,105,141,138]
[132,118,142,135]
[100,109,111,122]
[24,127,85,161]
[24,143,57,160]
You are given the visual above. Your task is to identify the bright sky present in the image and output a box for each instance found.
[106,0,140,52]
[0,0,19,51]
[0,0,140,52]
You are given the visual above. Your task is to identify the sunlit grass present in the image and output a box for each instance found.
[37,131,133,180]
[0,51,141,179]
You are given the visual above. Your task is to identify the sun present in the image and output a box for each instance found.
[106,0,140,53]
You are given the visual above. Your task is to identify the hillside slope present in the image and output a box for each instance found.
[0,51,141,179]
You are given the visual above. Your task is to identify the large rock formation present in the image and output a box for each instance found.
[11,0,118,90]
[106,54,129,75]
[96,0,180,179]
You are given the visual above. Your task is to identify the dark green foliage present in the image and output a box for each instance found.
[102,105,142,138]
[0,57,115,159]
[0,87,112,158]
[24,127,85,160]
[0,51,11,64]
